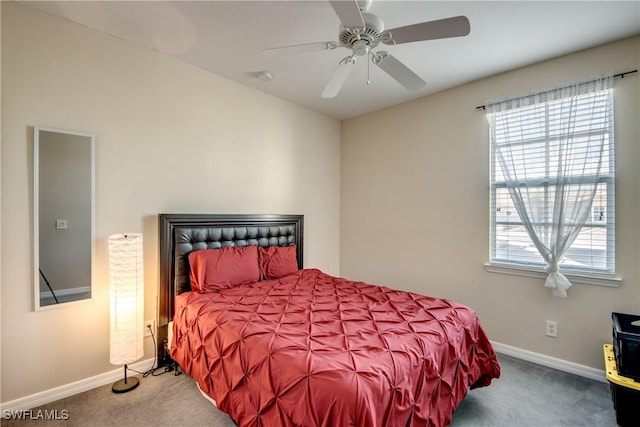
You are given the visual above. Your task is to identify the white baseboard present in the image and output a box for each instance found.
[491,341,607,383]
[0,358,155,412]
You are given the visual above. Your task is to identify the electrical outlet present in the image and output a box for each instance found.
[546,320,558,338]
[144,319,156,337]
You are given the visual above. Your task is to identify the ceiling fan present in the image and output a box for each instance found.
[263,0,471,98]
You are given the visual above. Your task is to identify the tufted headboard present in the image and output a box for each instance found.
[157,214,304,364]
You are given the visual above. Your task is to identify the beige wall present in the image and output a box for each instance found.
[1,2,340,402]
[341,36,640,370]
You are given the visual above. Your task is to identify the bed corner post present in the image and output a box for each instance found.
[157,214,173,368]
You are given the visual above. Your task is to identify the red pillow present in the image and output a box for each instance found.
[188,245,260,292]
[259,245,299,280]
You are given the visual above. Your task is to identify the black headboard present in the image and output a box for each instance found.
[157,214,304,365]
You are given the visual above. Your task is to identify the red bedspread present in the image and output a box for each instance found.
[171,269,500,427]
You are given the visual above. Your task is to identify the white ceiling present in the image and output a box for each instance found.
[23,1,640,119]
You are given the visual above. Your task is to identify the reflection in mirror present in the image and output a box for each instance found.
[34,127,95,309]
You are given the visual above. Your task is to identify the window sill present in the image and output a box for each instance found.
[484,262,622,288]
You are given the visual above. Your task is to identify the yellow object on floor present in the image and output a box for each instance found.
[603,344,640,391]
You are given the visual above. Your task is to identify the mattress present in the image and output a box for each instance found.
[171,268,500,426]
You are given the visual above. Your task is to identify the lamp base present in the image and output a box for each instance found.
[112,377,139,393]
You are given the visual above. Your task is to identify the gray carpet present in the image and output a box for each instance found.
[1,354,618,427]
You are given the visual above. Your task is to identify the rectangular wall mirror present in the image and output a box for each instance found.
[34,126,95,310]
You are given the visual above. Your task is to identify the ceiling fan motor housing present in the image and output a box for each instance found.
[339,12,384,53]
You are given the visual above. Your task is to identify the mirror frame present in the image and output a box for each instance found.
[34,126,96,311]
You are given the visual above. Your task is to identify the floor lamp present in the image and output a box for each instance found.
[108,233,144,393]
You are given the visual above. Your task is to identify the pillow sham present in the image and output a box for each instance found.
[258,245,299,280]
[188,245,260,292]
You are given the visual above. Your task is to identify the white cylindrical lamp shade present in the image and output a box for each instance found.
[109,233,144,365]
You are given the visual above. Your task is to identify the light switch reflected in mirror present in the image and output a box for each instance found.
[34,127,95,309]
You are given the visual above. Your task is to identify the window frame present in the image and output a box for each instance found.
[486,86,620,287]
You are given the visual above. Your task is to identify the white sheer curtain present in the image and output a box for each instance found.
[487,76,613,297]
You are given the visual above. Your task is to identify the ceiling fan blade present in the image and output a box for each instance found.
[381,16,470,45]
[321,56,356,98]
[329,0,365,30]
[262,42,340,55]
[372,52,426,92]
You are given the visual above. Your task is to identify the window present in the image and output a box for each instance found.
[487,77,615,292]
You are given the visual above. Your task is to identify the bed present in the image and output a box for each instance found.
[159,214,500,427]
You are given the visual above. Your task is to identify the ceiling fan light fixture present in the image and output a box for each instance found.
[352,40,369,56]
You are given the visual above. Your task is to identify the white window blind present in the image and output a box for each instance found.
[487,76,615,296]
